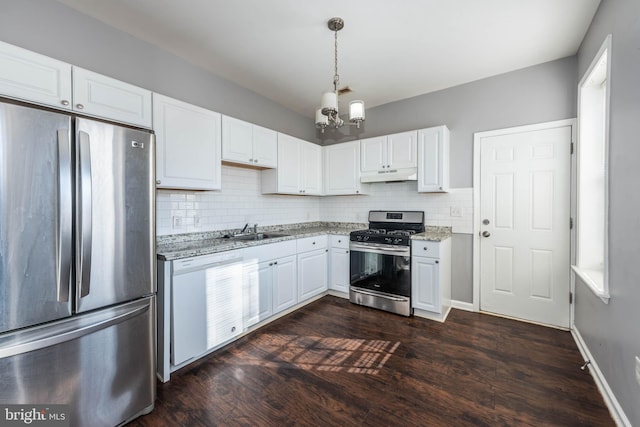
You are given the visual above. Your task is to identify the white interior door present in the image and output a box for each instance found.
[478,123,571,328]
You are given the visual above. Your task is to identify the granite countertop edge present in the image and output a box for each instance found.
[157,222,452,261]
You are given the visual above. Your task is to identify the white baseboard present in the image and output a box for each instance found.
[571,326,631,427]
[451,300,475,312]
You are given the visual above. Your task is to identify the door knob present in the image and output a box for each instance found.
[482,231,491,237]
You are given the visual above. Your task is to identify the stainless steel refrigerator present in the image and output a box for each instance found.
[0,99,156,426]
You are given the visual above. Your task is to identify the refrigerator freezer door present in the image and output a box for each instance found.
[0,297,156,427]
[75,118,155,313]
[0,101,73,334]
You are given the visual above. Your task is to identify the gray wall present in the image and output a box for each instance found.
[320,56,578,187]
[0,0,315,141]
[574,0,640,425]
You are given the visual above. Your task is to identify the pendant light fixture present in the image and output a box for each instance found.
[315,17,365,133]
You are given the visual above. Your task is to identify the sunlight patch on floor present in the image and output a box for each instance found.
[228,334,401,375]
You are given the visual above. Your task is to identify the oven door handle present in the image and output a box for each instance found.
[350,288,408,302]
[349,243,410,256]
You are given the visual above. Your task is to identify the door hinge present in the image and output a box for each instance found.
[570,142,574,155]
[570,217,574,229]
[570,292,573,304]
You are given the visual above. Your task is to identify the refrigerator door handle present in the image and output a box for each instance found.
[78,131,92,297]
[0,300,150,359]
[57,129,72,303]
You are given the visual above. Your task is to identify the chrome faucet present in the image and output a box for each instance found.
[239,223,249,235]
[252,224,258,234]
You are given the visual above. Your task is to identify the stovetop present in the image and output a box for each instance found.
[349,210,425,246]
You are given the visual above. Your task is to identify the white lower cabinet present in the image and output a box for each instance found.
[170,251,244,366]
[297,236,328,301]
[271,255,298,313]
[243,240,298,324]
[329,235,350,293]
[411,239,452,322]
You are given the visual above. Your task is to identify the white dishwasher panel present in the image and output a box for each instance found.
[171,252,244,365]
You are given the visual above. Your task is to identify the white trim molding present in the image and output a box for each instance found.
[572,326,631,427]
[451,300,475,312]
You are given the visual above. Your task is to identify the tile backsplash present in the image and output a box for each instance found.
[156,165,473,236]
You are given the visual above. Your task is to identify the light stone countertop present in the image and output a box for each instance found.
[156,222,452,261]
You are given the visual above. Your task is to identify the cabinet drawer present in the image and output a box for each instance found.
[297,235,328,253]
[411,240,440,258]
[330,235,349,249]
[243,239,297,262]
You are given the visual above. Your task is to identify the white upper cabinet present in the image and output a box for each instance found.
[72,67,152,128]
[324,141,367,195]
[0,41,72,110]
[153,94,222,190]
[387,130,418,169]
[360,130,417,181]
[301,141,323,195]
[222,115,277,168]
[417,125,450,192]
[0,41,152,128]
[262,133,322,195]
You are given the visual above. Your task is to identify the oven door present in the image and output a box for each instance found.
[349,243,411,297]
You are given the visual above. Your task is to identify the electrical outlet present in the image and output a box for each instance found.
[450,207,463,217]
[635,356,640,385]
[172,216,183,228]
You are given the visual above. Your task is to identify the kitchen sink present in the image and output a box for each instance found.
[228,232,290,241]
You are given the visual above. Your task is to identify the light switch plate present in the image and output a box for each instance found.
[450,207,463,217]
[635,356,640,385]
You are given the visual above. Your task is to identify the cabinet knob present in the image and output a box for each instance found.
[338,240,341,243]
[76,103,84,110]
[423,247,428,251]
[356,190,360,194]
[156,179,161,185]
[435,260,439,264]
[254,159,258,163]
[382,165,386,169]
[325,249,328,252]
[346,250,349,254]
[61,100,70,106]
[312,241,316,245]
[231,326,236,332]
[249,158,253,162]
[269,262,273,266]
[274,261,278,265]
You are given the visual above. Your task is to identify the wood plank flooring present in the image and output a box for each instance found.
[129,296,614,426]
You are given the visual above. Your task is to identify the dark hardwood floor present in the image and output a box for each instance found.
[129,296,614,426]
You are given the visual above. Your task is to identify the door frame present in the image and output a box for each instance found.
[472,119,576,328]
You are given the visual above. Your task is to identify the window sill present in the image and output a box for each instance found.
[572,265,609,304]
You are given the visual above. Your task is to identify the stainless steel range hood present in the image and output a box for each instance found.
[360,167,417,183]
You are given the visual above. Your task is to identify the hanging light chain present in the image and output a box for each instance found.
[333,24,339,92]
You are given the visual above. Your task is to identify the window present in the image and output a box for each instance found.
[573,35,611,303]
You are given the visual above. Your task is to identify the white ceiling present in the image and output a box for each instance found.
[56,0,600,118]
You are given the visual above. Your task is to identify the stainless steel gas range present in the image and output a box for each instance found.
[349,211,425,316]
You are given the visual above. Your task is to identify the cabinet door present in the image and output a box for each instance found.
[298,249,328,301]
[301,141,323,195]
[273,255,298,313]
[387,130,417,169]
[418,126,449,192]
[275,133,302,194]
[222,115,253,165]
[324,141,362,195]
[360,136,386,172]
[257,260,274,322]
[329,248,350,293]
[0,41,72,110]
[154,94,222,190]
[411,257,440,313]
[252,125,278,168]
[73,67,152,128]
